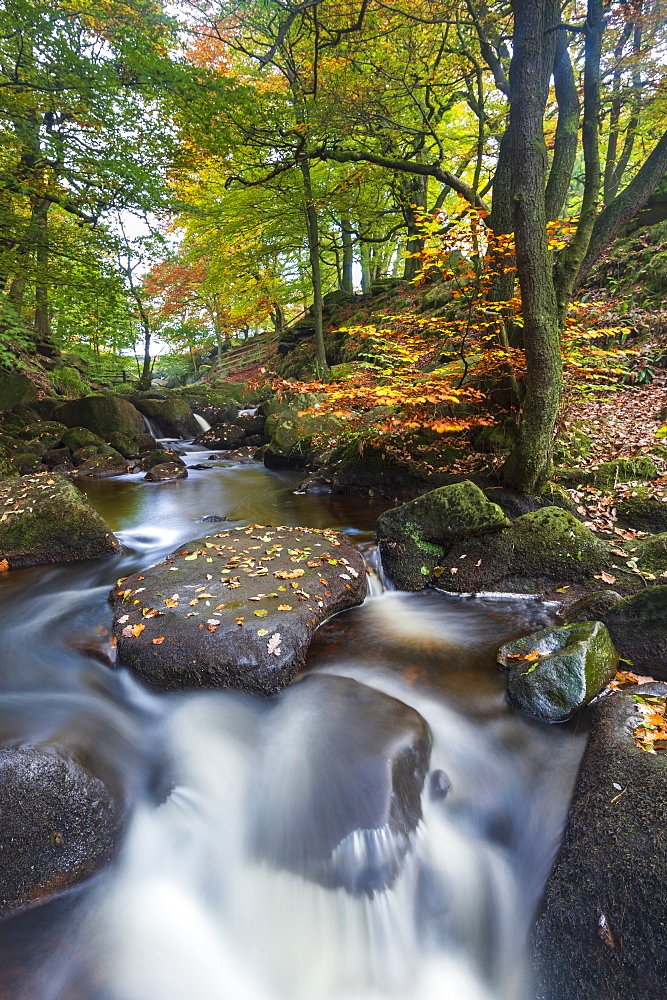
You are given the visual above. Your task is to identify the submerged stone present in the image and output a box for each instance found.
[376,481,510,591]
[110,525,367,695]
[0,472,120,568]
[498,621,618,723]
[249,673,431,895]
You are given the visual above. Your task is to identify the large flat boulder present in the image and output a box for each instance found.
[0,747,119,916]
[111,525,367,694]
[533,683,667,1000]
[53,395,144,439]
[0,472,121,568]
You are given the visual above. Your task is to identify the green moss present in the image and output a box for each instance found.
[632,532,667,574]
[556,456,658,487]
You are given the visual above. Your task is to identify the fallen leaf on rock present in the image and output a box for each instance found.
[164,598,179,608]
[277,604,292,611]
[267,632,281,656]
[257,629,269,636]
[122,624,145,637]
[274,569,305,579]
[117,615,129,624]
[152,637,165,645]
[253,609,268,617]
[594,571,617,584]
[235,617,244,625]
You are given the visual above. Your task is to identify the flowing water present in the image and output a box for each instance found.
[0,442,587,1000]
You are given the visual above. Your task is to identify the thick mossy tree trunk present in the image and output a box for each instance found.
[299,160,329,377]
[501,0,562,494]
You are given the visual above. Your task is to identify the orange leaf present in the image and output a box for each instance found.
[152,637,165,645]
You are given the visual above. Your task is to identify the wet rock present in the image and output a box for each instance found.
[60,427,106,451]
[105,432,140,458]
[236,412,265,436]
[498,621,619,723]
[137,449,185,471]
[54,395,144,440]
[616,491,667,534]
[631,531,667,575]
[191,402,239,425]
[250,674,431,895]
[135,432,157,452]
[132,398,199,439]
[110,525,367,695]
[532,683,667,1000]
[0,747,118,916]
[264,405,340,469]
[72,444,125,466]
[194,422,245,450]
[0,471,121,568]
[600,586,667,678]
[189,463,211,470]
[42,447,72,468]
[11,453,46,475]
[560,589,623,625]
[433,506,611,596]
[143,462,188,482]
[75,455,131,477]
[0,372,38,411]
[201,514,226,522]
[377,481,510,590]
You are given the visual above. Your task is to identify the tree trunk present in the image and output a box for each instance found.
[33,197,50,342]
[341,218,354,293]
[544,28,580,221]
[299,160,329,376]
[401,175,427,281]
[501,0,562,493]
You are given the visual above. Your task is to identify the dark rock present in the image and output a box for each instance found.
[433,506,612,596]
[244,434,265,447]
[11,453,46,474]
[53,395,144,439]
[60,427,106,451]
[189,463,211,470]
[201,514,227,522]
[31,398,59,420]
[110,525,366,695]
[601,587,667,678]
[264,405,340,467]
[561,590,624,624]
[42,447,72,469]
[192,403,239,425]
[250,674,431,895]
[137,449,185,471]
[105,432,140,458]
[135,432,157,452]
[631,531,667,575]
[498,621,618,723]
[532,684,667,1000]
[0,373,38,411]
[236,412,265,436]
[0,748,119,916]
[72,444,125,466]
[194,422,245,450]
[377,481,510,591]
[133,398,199,439]
[616,493,667,534]
[0,472,120,568]
[75,455,131,477]
[143,462,188,482]
[18,421,68,449]
[429,769,451,800]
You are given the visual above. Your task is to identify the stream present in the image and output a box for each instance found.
[0,440,587,1000]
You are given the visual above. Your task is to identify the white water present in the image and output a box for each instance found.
[194,413,212,433]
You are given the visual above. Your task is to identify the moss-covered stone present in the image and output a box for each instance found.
[265,405,341,469]
[60,426,106,451]
[54,394,144,439]
[616,490,667,534]
[11,453,46,474]
[602,586,667,677]
[473,422,516,453]
[552,425,594,466]
[17,421,69,448]
[178,380,269,406]
[632,532,667,574]
[0,472,120,567]
[498,621,618,723]
[72,444,125,465]
[194,422,245,451]
[555,456,658,487]
[561,589,623,624]
[132,398,199,439]
[105,432,140,457]
[137,449,185,471]
[376,481,510,590]
[0,372,38,411]
[432,506,611,595]
[538,481,578,513]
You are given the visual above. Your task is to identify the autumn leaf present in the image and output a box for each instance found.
[0,559,9,572]
[117,614,129,624]
[274,568,305,579]
[122,623,145,637]
[594,571,617,584]
[152,637,165,645]
[267,632,282,656]
[253,609,268,617]
[277,604,292,611]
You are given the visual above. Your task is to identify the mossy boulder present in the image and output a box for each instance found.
[236,412,265,436]
[105,431,140,457]
[631,532,667,575]
[11,453,46,474]
[264,404,340,468]
[561,589,624,624]
[601,586,667,678]
[144,462,188,481]
[17,421,68,448]
[555,456,658,487]
[0,747,119,917]
[498,621,618,723]
[616,491,667,534]
[0,372,38,411]
[54,394,144,439]
[0,472,120,568]
[376,481,510,590]
[532,683,667,1000]
[72,444,125,466]
[132,398,199,439]
[552,425,594,466]
[178,380,268,406]
[432,506,611,595]
[61,426,106,451]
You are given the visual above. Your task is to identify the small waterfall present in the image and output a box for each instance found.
[142,415,163,440]
[194,413,212,433]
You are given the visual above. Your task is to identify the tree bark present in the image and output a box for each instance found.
[300,159,329,376]
[544,28,580,221]
[341,218,354,292]
[501,0,562,493]
[33,196,50,342]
